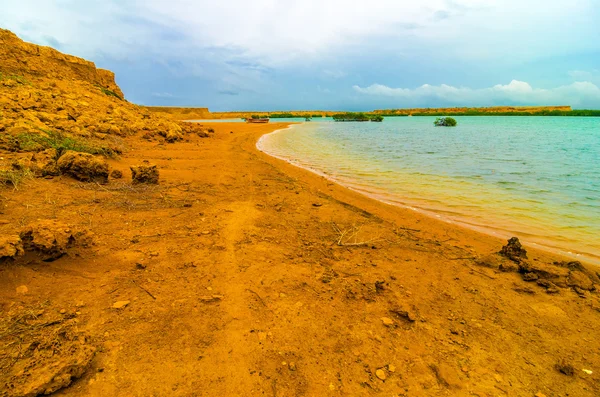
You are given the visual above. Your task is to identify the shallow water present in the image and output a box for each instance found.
[258,117,600,263]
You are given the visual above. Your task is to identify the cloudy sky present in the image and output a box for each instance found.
[2,0,599,110]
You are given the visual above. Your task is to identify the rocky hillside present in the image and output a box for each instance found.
[0,28,207,153]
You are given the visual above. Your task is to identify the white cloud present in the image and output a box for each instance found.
[569,70,600,84]
[151,92,175,98]
[353,80,600,108]
[1,0,598,66]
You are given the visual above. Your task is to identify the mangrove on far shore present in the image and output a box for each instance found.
[434,117,458,127]
[333,112,384,122]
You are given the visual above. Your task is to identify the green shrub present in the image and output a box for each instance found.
[434,117,457,126]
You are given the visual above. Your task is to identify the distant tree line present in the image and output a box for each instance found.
[377,110,600,117]
[269,113,324,118]
[332,112,384,122]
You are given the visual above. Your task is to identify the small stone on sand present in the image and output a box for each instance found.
[376,369,387,380]
[16,285,28,294]
[112,300,130,309]
[381,317,394,326]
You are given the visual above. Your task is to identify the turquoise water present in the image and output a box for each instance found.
[258,117,600,263]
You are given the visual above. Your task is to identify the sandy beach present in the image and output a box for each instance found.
[1,28,600,397]
[2,121,600,396]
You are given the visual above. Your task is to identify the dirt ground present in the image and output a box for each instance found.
[1,122,600,396]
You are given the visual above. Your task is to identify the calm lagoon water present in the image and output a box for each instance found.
[257,117,600,263]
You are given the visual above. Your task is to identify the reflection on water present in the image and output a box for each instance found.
[258,117,600,264]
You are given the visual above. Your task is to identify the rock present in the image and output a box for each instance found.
[555,260,586,272]
[498,261,519,272]
[567,271,594,291]
[555,360,575,376]
[16,285,28,294]
[57,151,109,183]
[112,300,130,309]
[390,307,417,322]
[381,317,395,327]
[522,272,539,282]
[430,363,463,389]
[199,295,223,303]
[375,369,387,380]
[499,237,527,263]
[475,254,503,269]
[130,164,159,184]
[536,279,555,289]
[289,362,297,371]
[19,220,94,261]
[535,393,547,397]
[110,169,123,179]
[0,235,24,261]
[388,365,396,373]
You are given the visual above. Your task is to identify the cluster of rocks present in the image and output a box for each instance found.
[0,220,94,263]
[478,237,598,296]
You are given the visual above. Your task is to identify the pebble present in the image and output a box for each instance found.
[388,365,396,373]
[289,362,297,371]
[381,317,394,327]
[16,285,28,294]
[112,300,130,309]
[535,393,547,397]
[60,309,67,314]
[375,369,387,380]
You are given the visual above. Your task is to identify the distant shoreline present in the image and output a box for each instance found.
[145,105,600,120]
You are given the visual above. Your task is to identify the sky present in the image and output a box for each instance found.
[1,0,599,111]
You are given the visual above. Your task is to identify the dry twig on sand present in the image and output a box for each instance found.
[331,222,382,247]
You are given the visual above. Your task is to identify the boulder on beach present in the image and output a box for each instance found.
[130,164,159,184]
[57,151,109,183]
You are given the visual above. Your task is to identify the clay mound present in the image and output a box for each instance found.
[0,306,95,397]
[131,164,159,184]
[57,150,109,183]
[0,236,24,261]
[19,220,94,261]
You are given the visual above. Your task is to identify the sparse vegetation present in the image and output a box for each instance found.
[370,115,384,122]
[98,86,122,100]
[0,73,30,85]
[17,130,122,159]
[0,167,32,189]
[434,117,457,126]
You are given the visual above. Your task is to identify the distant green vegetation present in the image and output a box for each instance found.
[379,110,600,117]
[333,112,384,122]
[434,117,457,127]
[98,86,122,100]
[251,114,268,119]
[269,113,326,118]
[333,112,370,122]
